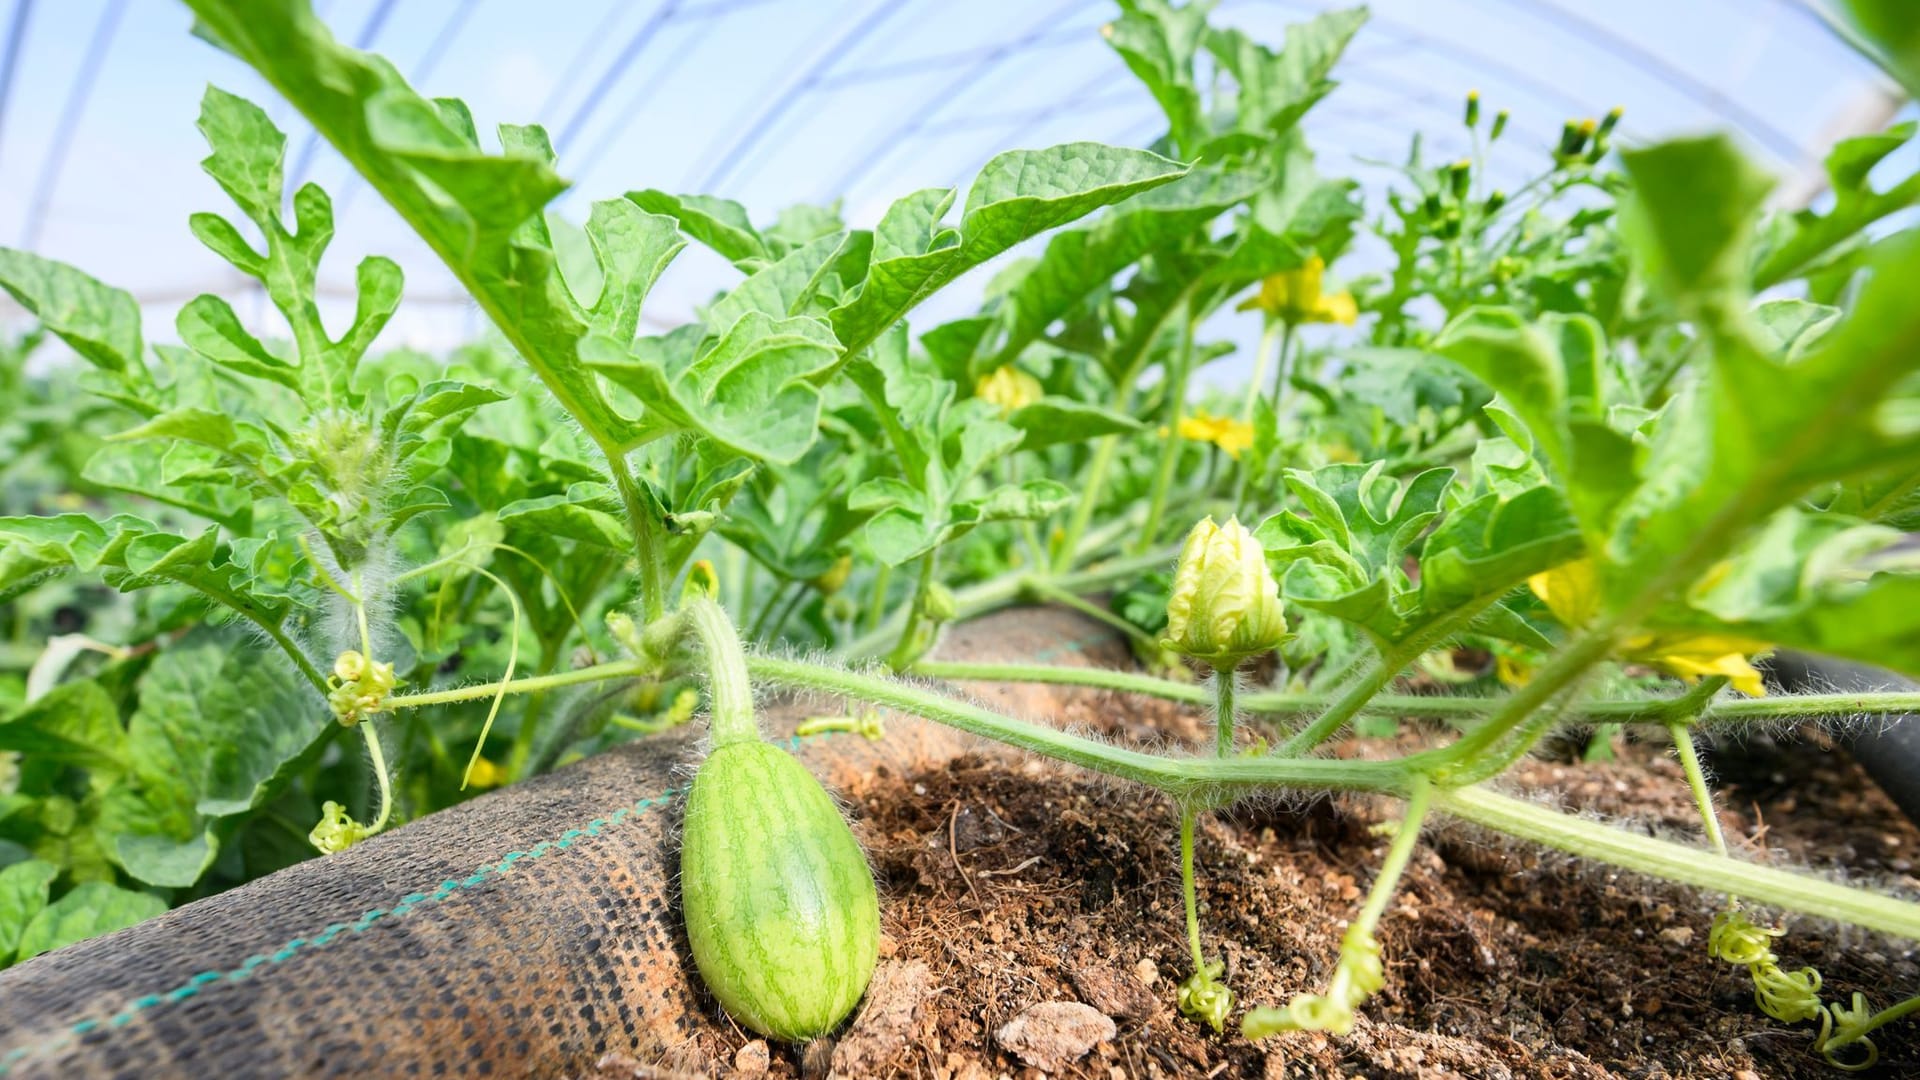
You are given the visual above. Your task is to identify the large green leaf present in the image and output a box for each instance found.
[496,483,629,550]
[985,166,1265,370]
[1837,0,1920,102]
[1419,485,1583,615]
[1107,0,1213,158]
[1203,6,1367,140]
[189,86,403,405]
[1617,134,1774,313]
[0,860,57,963]
[828,143,1188,363]
[1645,511,1920,677]
[14,882,166,963]
[186,0,641,452]
[1005,399,1144,450]
[627,190,767,268]
[0,248,145,376]
[1753,122,1920,289]
[585,312,840,464]
[0,680,127,770]
[95,628,321,888]
[1609,218,1920,595]
[0,515,292,631]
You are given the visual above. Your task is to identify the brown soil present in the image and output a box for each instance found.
[680,686,1920,1079]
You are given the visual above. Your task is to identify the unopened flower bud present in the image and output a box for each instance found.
[1162,516,1286,669]
[1463,90,1480,128]
[1489,109,1509,141]
[974,365,1043,416]
[812,553,853,595]
[1555,119,1588,161]
[922,582,958,623]
[685,558,719,601]
[334,650,367,683]
[1484,189,1507,215]
[1448,159,1471,200]
[1597,105,1623,137]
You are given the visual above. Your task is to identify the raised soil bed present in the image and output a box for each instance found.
[0,607,1913,1078]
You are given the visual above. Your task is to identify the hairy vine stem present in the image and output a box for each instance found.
[913,658,1920,724]
[373,638,1920,938]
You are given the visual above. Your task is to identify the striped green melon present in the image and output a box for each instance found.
[680,740,880,1041]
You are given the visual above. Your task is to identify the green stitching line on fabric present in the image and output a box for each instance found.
[0,779,703,1075]
[0,709,905,1073]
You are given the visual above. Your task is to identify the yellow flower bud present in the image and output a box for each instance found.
[334,650,367,683]
[308,800,372,855]
[1174,409,1255,459]
[1314,289,1358,326]
[974,365,1043,415]
[1163,516,1286,668]
[922,582,959,623]
[1236,255,1358,327]
[1237,255,1326,322]
[812,553,853,595]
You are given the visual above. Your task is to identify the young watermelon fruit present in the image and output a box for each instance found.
[680,739,880,1041]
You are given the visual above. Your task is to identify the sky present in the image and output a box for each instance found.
[0,0,1903,387]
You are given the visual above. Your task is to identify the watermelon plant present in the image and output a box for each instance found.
[5,0,1920,1070]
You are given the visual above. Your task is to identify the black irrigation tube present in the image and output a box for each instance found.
[1773,651,1920,827]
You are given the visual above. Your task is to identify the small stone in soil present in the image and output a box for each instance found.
[831,960,935,1077]
[995,1002,1118,1071]
[1072,962,1158,1020]
[732,1040,769,1076]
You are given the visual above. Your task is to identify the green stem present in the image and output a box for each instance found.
[1410,626,1621,778]
[945,658,1837,723]
[1670,720,1728,858]
[862,561,892,636]
[396,649,1920,733]
[1214,670,1236,757]
[386,659,651,710]
[611,455,670,624]
[764,584,808,644]
[685,599,757,748]
[1135,306,1196,555]
[1281,599,1499,756]
[749,653,1404,798]
[1054,435,1122,574]
[1021,579,1159,653]
[1269,319,1296,419]
[885,554,939,672]
[746,654,1920,938]
[1436,785,1920,940]
[1241,320,1281,422]
[1356,775,1433,932]
[361,721,393,833]
[842,549,1177,661]
[1181,806,1206,971]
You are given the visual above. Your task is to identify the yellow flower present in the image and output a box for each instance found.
[1316,289,1358,325]
[1163,516,1287,669]
[464,756,508,789]
[1175,409,1255,459]
[974,365,1043,415]
[1236,255,1358,326]
[1494,651,1534,689]
[1528,560,1769,697]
